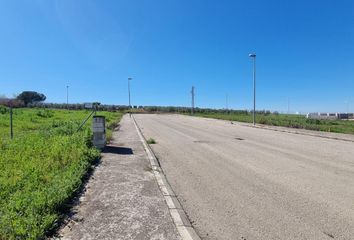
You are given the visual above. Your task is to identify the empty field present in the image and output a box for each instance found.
[0,108,122,239]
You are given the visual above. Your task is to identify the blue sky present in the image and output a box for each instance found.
[0,0,353,113]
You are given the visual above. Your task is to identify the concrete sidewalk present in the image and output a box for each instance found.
[56,115,181,240]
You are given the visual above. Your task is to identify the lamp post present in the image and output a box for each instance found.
[191,86,195,115]
[345,100,349,120]
[128,77,132,110]
[66,85,69,110]
[226,93,229,111]
[249,53,256,125]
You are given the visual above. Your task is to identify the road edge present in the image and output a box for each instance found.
[182,114,354,143]
[243,123,354,143]
[132,114,201,240]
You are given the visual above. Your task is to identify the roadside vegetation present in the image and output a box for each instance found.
[106,104,354,135]
[0,108,122,239]
[193,112,354,135]
[147,138,157,144]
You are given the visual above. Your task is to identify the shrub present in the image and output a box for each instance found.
[147,138,157,144]
[0,106,8,114]
[306,119,320,125]
[259,117,268,124]
[36,109,54,118]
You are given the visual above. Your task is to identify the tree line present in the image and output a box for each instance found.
[0,91,277,115]
[0,91,46,107]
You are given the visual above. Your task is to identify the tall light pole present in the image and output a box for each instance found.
[128,77,132,109]
[191,86,195,115]
[226,93,229,110]
[249,53,256,125]
[66,85,69,110]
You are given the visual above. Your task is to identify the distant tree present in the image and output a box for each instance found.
[16,91,46,106]
[0,98,25,108]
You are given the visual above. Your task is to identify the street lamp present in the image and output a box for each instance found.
[128,78,132,109]
[226,93,229,111]
[66,85,69,110]
[191,86,195,115]
[249,53,256,125]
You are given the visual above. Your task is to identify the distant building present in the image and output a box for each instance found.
[306,112,354,120]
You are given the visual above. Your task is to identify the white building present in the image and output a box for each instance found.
[306,112,354,120]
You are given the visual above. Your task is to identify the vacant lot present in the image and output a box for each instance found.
[193,112,354,135]
[0,108,122,239]
[135,114,354,240]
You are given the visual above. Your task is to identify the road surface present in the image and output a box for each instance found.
[134,114,354,240]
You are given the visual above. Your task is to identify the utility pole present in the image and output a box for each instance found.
[287,97,290,114]
[191,86,195,115]
[249,53,256,125]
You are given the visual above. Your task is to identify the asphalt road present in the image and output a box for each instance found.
[134,114,354,240]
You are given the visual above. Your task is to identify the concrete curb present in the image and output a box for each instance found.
[132,115,201,240]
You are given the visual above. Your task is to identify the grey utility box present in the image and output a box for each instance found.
[92,116,106,149]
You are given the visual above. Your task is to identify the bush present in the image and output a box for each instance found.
[147,138,157,144]
[36,109,54,118]
[0,106,8,114]
[259,117,268,124]
[306,119,321,125]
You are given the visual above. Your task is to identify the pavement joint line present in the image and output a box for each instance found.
[170,209,191,227]
[132,114,201,240]
[165,195,182,209]
[176,226,202,240]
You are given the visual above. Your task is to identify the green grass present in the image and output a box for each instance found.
[147,138,157,144]
[192,112,354,135]
[0,108,122,239]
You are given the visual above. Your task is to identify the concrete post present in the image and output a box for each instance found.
[92,116,106,149]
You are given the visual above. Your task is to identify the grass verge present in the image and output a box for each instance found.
[192,112,354,135]
[0,108,122,239]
